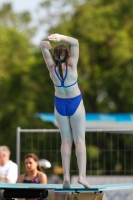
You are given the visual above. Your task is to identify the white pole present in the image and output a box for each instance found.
[16,127,21,176]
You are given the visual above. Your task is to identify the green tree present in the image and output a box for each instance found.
[0,3,36,38]
[0,3,55,162]
[48,0,133,113]
[0,0,133,176]
[45,0,133,175]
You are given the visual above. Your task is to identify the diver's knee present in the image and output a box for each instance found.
[74,138,85,146]
[61,140,73,146]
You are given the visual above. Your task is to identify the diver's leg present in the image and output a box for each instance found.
[70,100,91,188]
[54,107,73,188]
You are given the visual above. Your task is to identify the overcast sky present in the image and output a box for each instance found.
[0,0,42,13]
[0,0,47,44]
[0,0,76,44]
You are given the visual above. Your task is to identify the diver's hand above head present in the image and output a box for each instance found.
[48,34,63,42]
[40,41,52,50]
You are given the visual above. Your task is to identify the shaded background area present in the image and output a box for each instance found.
[18,129,133,176]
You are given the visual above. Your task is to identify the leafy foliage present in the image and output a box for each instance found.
[49,0,133,113]
[0,4,55,161]
[0,0,133,175]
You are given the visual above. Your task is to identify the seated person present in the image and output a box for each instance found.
[0,145,18,183]
[17,153,47,184]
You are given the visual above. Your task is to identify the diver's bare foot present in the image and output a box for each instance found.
[78,177,91,188]
[63,181,71,189]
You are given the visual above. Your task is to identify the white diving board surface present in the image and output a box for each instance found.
[0,183,133,192]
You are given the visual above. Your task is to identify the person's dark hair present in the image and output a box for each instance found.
[24,153,41,171]
[53,44,69,80]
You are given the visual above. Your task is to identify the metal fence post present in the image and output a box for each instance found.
[16,127,21,176]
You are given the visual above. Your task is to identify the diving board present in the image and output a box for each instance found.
[0,183,133,192]
[0,183,133,200]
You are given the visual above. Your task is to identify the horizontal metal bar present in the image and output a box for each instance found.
[17,127,133,133]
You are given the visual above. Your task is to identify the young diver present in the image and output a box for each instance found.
[40,34,90,189]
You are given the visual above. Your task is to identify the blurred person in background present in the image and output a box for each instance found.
[0,145,18,183]
[17,153,47,184]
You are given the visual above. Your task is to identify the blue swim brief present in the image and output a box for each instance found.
[54,94,82,116]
